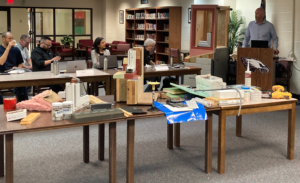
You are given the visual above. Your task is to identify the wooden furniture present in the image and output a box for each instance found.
[237,47,274,90]
[189,5,230,57]
[51,42,75,61]
[171,98,297,175]
[0,102,126,183]
[125,6,182,64]
[0,70,112,96]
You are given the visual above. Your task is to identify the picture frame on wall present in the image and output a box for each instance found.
[188,8,191,23]
[141,0,148,4]
[119,10,124,24]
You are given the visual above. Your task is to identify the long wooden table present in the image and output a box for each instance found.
[172,98,297,175]
[0,70,113,95]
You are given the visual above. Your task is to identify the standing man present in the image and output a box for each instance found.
[31,36,61,71]
[0,32,28,102]
[242,7,279,54]
[17,34,32,70]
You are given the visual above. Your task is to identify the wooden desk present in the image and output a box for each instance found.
[213,98,297,174]
[0,105,126,183]
[0,70,113,95]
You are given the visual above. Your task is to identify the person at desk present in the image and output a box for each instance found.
[242,7,279,54]
[17,35,32,70]
[91,37,110,68]
[0,32,28,103]
[144,38,160,92]
[31,36,61,71]
[31,36,62,93]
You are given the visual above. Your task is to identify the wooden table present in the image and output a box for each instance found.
[0,70,113,95]
[0,105,126,183]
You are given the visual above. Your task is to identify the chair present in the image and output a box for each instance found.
[51,42,75,61]
[116,44,130,54]
[77,39,93,49]
[170,48,181,63]
[110,41,126,54]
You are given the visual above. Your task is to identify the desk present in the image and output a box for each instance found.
[0,105,126,183]
[0,70,113,95]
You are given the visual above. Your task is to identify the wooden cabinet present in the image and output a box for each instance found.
[125,7,182,64]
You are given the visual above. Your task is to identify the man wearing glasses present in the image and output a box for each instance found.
[17,35,32,70]
[31,36,61,72]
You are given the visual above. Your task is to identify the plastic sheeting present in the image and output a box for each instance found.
[154,101,207,124]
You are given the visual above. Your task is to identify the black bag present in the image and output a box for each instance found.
[275,61,286,78]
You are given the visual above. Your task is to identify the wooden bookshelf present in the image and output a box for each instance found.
[125,6,182,64]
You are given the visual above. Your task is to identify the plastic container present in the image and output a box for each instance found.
[63,101,73,120]
[52,102,63,121]
[250,89,262,102]
[3,98,16,110]
[245,60,251,87]
[103,56,108,71]
[241,86,250,101]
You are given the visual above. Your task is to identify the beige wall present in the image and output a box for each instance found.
[237,0,300,94]
[10,8,28,43]
[0,0,103,39]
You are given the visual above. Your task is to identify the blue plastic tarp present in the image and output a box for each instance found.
[154,101,207,124]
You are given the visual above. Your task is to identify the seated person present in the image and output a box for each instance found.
[91,37,110,68]
[17,34,32,71]
[31,36,63,93]
[143,38,161,92]
[0,32,28,103]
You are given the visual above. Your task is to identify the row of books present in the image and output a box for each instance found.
[127,13,169,19]
[146,33,156,40]
[136,24,145,29]
[135,35,145,40]
[164,48,169,54]
[164,24,169,30]
[136,13,145,19]
[165,36,169,42]
[146,23,156,30]
[127,14,134,19]
[157,13,169,19]
[145,13,156,19]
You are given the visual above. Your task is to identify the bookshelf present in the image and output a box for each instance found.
[125,7,182,64]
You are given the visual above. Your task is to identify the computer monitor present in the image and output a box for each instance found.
[250,40,269,48]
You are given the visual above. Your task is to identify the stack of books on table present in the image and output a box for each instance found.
[163,87,187,98]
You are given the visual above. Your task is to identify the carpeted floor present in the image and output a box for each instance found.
[0,102,299,183]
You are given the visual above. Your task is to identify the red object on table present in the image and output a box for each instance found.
[3,98,16,110]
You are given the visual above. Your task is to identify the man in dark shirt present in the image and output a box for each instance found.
[31,36,63,93]
[31,36,61,71]
[0,32,28,103]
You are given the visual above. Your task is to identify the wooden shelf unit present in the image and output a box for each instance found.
[125,6,182,64]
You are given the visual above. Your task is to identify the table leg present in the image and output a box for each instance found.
[109,122,116,183]
[288,103,296,160]
[6,134,13,183]
[90,82,95,95]
[174,123,180,147]
[127,120,135,183]
[83,126,89,163]
[99,124,105,161]
[218,110,226,174]
[205,112,212,174]
[167,123,173,149]
[0,135,4,177]
[105,77,111,95]
[236,115,242,137]
[95,82,99,96]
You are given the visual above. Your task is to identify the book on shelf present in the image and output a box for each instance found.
[164,48,169,54]
[136,23,145,29]
[146,23,156,30]
[135,34,145,40]
[132,24,134,29]
[127,14,135,19]
[136,13,145,19]
[146,33,156,40]
[164,24,169,30]
[165,36,169,42]
[145,13,156,19]
[157,12,169,19]
[156,61,166,65]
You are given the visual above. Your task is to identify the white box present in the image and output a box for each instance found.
[211,90,244,99]
[6,109,27,122]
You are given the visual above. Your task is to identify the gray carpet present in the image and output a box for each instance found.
[0,103,299,183]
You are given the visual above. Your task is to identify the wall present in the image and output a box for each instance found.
[10,8,28,44]
[237,0,300,94]
[0,0,103,39]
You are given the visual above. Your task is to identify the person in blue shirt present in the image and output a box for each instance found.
[242,8,279,54]
[0,32,28,103]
